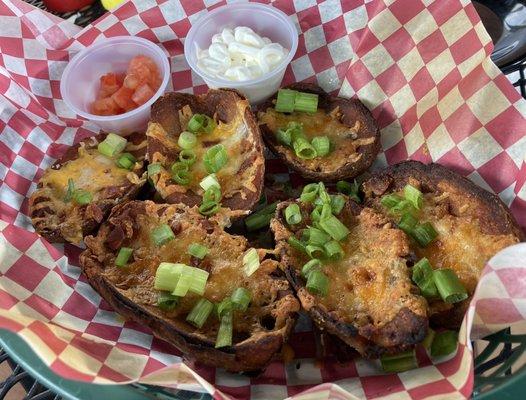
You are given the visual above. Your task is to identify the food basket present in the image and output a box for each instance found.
[1,0,526,399]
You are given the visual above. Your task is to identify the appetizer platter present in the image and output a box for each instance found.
[1,1,526,399]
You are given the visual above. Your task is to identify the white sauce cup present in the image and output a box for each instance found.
[184,3,298,104]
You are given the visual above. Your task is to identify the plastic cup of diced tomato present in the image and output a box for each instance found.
[60,36,170,135]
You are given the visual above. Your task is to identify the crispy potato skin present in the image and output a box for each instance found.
[271,197,428,358]
[258,83,380,181]
[29,132,146,244]
[147,89,264,212]
[80,200,299,372]
[362,161,524,328]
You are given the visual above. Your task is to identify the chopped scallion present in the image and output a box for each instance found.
[306,244,326,259]
[198,200,220,216]
[302,227,330,246]
[276,128,292,146]
[203,186,222,203]
[412,222,438,247]
[73,189,92,205]
[151,224,175,246]
[64,178,75,202]
[97,133,127,158]
[404,184,423,210]
[412,258,438,298]
[288,236,307,254]
[115,247,133,267]
[178,131,197,149]
[294,91,318,113]
[285,203,302,225]
[330,195,345,215]
[301,259,321,279]
[154,262,184,292]
[300,183,319,203]
[203,144,228,173]
[306,270,329,296]
[188,114,216,134]
[215,311,233,348]
[172,270,192,297]
[381,193,404,210]
[433,269,468,304]
[157,292,179,311]
[116,153,136,170]
[430,330,458,357]
[380,349,417,373]
[188,243,209,260]
[217,298,233,317]
[275,89,297,113]
[319,215,349,241]
[324,240,344,261]
[200,174,220,191]
[147,163,161,178]
[186,298,214,328]
[293,137,317,159]
[179,149,196,166]
[231,287,251,311]
[311,136,330,157]
[398,212,418,235]
[243,248,260,277]
[188,267,209,296]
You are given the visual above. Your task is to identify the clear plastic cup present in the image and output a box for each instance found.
[60,36,170,135]
[184,3,298,104]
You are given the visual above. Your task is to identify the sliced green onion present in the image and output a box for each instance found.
[200,174,220,191]
[275,89,297,113]
[245,213,273,232]
[288,236,307,254]
[188,243,208,259]
[97,133,127,157]
[178,131,197,149]
[203,144,228,173]
[306,270,328,296]
[154,262,184,292]
[116,153,136,170]
[404,184,423,210]
[391,200,416,215]
[203,186,222,203]
[231,287,251,311]
[317,182,331,205]
[302,227,330,246]
[412,258,438,298]
[381,194,404,209]
[306,244,326,259]
[300,183,319,203]
[294,91,318,113]
[433,269,468,304]
[188,114,216,134]
[151,224,175,246]
[398,212,418,235]
[301,259,321,279]
[319,215,349,241]
[243,248,260,277]
[330,195,345,215]
[324,240,344,261]
[198,201,220,216]
[337,180,361,203]
[412,222,438,247]
[381,349,417,373]
[311,136,330,157]
[293,137,317,159]
[115,247,133,267]
[285,203,302,225]
[217,298,233,317]
[64,178,75,202]
[430,330,458,357]
[172,270,192,297]
[289,122,306,143]
[422,327,435,351]
[173,169,190,185]
[188,267,209,296]
[276,128,292,146]
[320,203,332,220]
[215,311,233,348]
[186,298,214,328]
[311,206,322,223]
[179,149,196,165]
[148,163,161,178]
[157,292,179,311]
[73,190,92,205]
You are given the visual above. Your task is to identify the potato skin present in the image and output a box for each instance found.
[80,200,299,372]
[147,89,265,213]
[29,132,146,244]
[271,197,428,358]
[362,161,524,328]
[258,83,380,182]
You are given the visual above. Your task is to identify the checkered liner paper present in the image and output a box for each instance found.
[0,0,525,398]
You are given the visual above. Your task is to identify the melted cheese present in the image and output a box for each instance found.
[41,146,130,198]
[291,208,426,327]
[258,108,372,173]
[414,194,518,293]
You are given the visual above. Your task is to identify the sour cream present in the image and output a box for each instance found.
[197,26,288,82]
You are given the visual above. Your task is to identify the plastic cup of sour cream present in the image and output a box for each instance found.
[184,3,298,104]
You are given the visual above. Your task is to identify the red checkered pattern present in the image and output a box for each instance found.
[0,0,525,399]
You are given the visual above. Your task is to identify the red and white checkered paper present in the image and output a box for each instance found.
[0,0,525,399]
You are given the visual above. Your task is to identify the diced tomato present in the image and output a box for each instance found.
[98,72,122,98]
[111,86,137,111]
[123,73,141,90]
[132,83,155,106]
[128,55,157,74]
[91,97,123,116]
